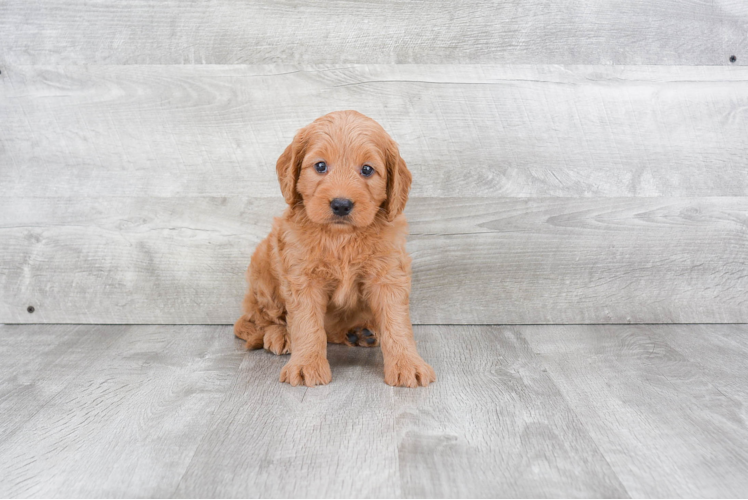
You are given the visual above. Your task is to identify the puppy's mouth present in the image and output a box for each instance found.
[330,216,354,226]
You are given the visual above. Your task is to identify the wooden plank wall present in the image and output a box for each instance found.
[1,1,746,65]
[1,1,746,324]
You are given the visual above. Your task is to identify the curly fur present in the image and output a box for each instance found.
[234,110,435,387]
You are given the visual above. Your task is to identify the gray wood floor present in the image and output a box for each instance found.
[1,324,747,497]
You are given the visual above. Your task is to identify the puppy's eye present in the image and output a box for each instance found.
[361,164,374,177]
[314,161,328,174]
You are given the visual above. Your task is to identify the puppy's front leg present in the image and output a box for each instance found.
[280,282,332,387]
[367,279,436,388]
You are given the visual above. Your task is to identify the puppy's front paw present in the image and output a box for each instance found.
[384,355,436,388]
[280,357,332,387]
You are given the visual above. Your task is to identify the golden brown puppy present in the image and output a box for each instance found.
[234,110,435,388]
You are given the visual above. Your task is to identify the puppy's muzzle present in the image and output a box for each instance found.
[330,198,354,217]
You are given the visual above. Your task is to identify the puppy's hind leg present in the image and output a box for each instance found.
[234,314,264,350]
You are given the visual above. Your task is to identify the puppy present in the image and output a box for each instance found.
[234,110,435,388]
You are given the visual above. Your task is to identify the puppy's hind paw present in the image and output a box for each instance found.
[263,325,291,355]
[344,327,379,347]
[234,315,264,350]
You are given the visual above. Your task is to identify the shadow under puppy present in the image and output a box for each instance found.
[234,110,435,388]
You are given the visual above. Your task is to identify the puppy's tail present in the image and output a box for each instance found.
[233,314,264,350]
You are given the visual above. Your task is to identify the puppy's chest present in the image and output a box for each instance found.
[326,259,365,309]
[292,234,380,308]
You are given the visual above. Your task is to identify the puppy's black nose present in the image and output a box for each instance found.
[330,198,354,217]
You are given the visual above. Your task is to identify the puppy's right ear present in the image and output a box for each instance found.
[276,127,308,206]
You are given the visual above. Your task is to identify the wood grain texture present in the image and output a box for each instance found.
[174,329,402,498]
[0,0,746,65]
[0,324,245,498]
[0,324,628,498]
[2,64,748,198]
[176,325,627,498]
[0,324,124,443]
[3,324,748,497]
[1,196,746,324]
[408,197,748,324]
[655,324,748,414]
[522,324,748,498]
[392,326,626,498]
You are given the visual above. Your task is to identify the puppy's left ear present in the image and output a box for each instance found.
[383,139,412,221]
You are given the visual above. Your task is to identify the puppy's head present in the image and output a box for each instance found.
[276,110,411,228]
